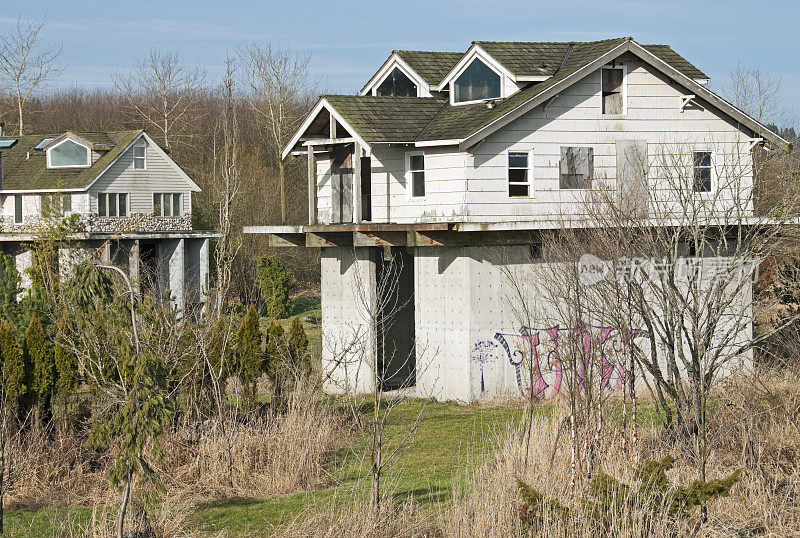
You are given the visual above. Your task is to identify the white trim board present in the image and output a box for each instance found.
[281,98,372,160]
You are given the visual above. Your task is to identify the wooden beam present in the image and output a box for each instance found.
[306,232,353,248]
[354,231,407,247]
[270,233,306,247]
[408,230,541,247]
[353,143,362,224]
[307,146,317,225]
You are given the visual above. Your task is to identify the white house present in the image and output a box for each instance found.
[0,129,216,310]
[246,37,791,402]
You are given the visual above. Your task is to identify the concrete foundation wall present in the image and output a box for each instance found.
[321,247,377,395]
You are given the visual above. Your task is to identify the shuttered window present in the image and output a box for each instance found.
[693,151,713,192]
[602,68,624,115]
[508,151,530,197]
[560,147,593,189]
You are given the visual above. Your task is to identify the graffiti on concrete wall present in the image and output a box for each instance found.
[471,325,648,397]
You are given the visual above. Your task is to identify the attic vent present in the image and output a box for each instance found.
[34,138,54,151]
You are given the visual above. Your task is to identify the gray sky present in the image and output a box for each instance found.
[7,0,800,128]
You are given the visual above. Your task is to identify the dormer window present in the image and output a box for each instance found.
[47,139,90,168]
[453,58,501,104]
[376,67,417,97]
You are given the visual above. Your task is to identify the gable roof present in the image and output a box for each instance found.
[285,38,790,157]
[472,40,708,81]
[393,51,463,85]
[0,130,202,192]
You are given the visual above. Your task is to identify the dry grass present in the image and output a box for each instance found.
[5,379,350,510]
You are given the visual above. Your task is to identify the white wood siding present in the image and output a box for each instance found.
[89,139,193,216]
[320,53,757,224]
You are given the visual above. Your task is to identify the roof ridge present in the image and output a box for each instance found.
[473,37,630,45]
[393,49,461,54]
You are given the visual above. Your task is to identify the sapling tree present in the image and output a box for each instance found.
[256,255,293,319]
[26,314,55,427]
[236,304,263,403]
[265,318,288,411]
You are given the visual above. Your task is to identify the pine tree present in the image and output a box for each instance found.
[236,305,263,402]
[265,319,289,411]
[26,315,55,425]
[255,255,293,319]
[54,321,78,398]
[0,320,31,421]
[288,316,311,378]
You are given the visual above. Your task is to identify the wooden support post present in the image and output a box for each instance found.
[307,145,317,225]
[353,143,362,224]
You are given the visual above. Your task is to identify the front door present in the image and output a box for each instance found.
[330,149,353,223]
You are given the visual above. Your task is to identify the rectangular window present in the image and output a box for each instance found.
[693,151,712,192]
[154,192,182,216]
[14,195,22,223]
[40,194,72,217]
[407,154,425,198]
[98,193,128,217]
[560,147,593,189]
[602,67,624,115]
[508,151,530,197]
[133,141,146,169]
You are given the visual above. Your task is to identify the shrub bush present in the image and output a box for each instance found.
[256,255,293,319]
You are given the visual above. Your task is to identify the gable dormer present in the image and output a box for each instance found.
[361,53,429,97]
[438,43,546,105]
[44,132,92,169]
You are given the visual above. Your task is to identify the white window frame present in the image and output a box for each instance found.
[46,138,91,169]
[371,62,421,97]
[692,149,715,194]
[40,193,72,217]
[97,192,129,218]
[601,65,627,116]
[405,152,426,200]
[133,140,147,170]
[449,56,506,106]
[507,149,533,198]
[153,192,183,217]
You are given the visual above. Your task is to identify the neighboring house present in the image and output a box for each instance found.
[0,129,216,311]
[246,37,791,402]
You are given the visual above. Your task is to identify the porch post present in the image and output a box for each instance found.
[308,145,317,225]
[353,142,362,224]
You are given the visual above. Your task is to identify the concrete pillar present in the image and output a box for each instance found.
[58,245,92,282]
[199,237,209,307]
[127,240,140,297]
[15,248,32,294]
[321,247,377,395]
[165,238,185,311]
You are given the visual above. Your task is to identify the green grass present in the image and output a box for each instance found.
[189,398,528,534]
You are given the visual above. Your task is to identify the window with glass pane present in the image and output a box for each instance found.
[408,154,425,198]
[508,152,530,197]
[376,67,417,97]
[98,193,127,217]
[693,151,712,192]
[118,193,127,216]
[172,194,181,216]
[49,139,89,167]
[154,193,162,215]
[108,193,118,217]
[133,141,146,169]
[14,195,22,223]
[453,58,501,103]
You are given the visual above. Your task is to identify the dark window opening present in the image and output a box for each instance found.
[14,194,22,223]
[409,154,425,197]
[693,151,712,192]
[376,67,417,97]
[360,156,372,221]
[602,68,624,114]
[560,147,594,189]
[453,58,501,103]
[508,151,530,197]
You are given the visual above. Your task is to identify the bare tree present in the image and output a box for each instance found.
[211,55,242,317]
[0,16,62,135]
[326,249,434,512]
[114,47,205,152]
[238,43,314,225]
[722,63,786,126]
